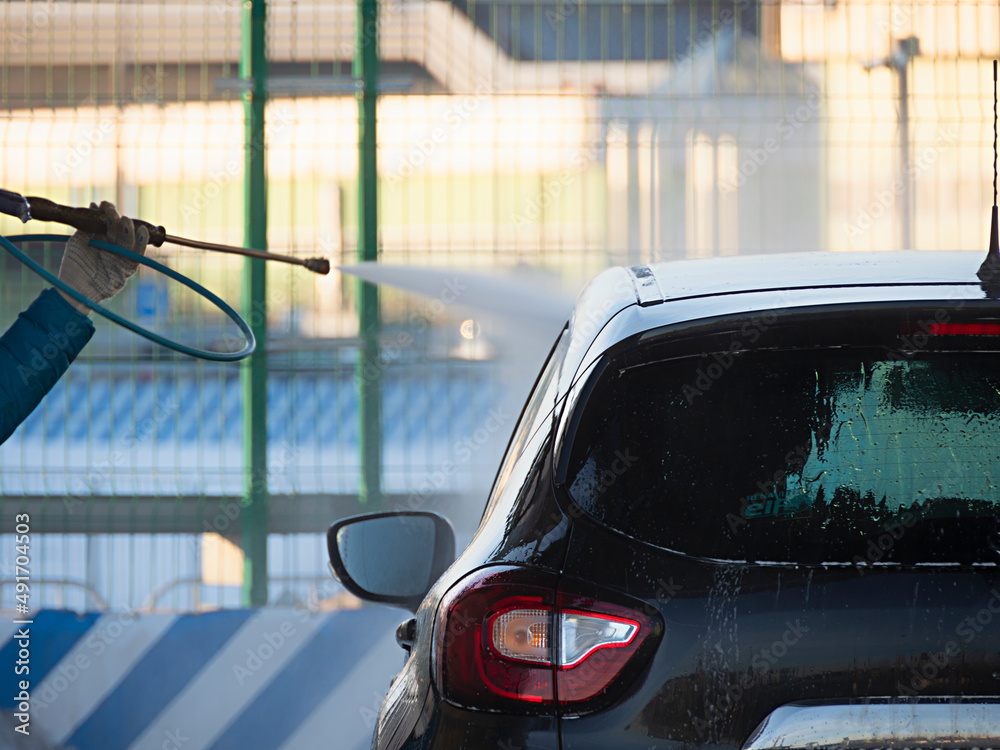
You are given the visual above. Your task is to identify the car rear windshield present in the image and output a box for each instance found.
[564,339,1000,564]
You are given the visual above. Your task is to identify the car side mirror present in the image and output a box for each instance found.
[327,511,456,611]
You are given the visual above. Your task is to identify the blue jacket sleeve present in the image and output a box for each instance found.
[0,288,95,444]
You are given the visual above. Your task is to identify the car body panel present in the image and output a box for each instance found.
[557,514,1000,748]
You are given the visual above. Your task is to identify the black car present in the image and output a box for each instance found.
[329,251,1000,750]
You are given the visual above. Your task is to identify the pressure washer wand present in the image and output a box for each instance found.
[154,233,331,275]
[0,191,330,275]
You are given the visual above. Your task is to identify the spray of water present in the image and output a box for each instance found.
[340,263,575,330]
[340,263,580,534]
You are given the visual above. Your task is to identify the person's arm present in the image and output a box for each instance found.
[0,201,149,444]
[0,289,95,443]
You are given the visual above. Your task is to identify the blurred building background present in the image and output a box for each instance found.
[0,0,997,613]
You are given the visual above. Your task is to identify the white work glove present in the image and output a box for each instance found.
[57,201,150,315]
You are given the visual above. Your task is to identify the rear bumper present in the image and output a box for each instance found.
[743,698,1000,749]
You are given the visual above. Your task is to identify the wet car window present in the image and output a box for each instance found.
[481,328,569,520]
[566,349,1000,564]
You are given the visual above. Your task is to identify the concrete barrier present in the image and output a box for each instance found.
[0,607,405,750]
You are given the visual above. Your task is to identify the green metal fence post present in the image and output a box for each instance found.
[241,0,269,607]
[356,0,382,507]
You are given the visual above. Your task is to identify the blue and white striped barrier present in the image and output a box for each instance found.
[0,607,404,750]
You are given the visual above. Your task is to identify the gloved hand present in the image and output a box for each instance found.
[57,201,149,315]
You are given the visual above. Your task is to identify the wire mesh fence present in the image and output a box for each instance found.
[0,0,997,611]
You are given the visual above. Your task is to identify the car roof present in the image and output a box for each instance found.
[571,251,988,338]
[620,251,986,307]
[560,250,993,395]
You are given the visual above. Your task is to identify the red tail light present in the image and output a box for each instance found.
[899,320,1000,337]
[435,567,660,711]
[929,322,1000,336]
